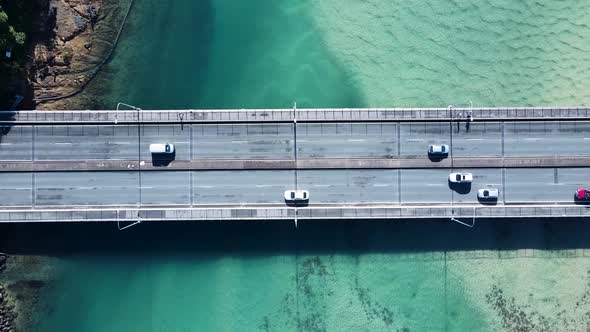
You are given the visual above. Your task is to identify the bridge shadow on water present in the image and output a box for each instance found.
[1,218,590,256]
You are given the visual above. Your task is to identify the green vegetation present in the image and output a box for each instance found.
[0,1,32,108]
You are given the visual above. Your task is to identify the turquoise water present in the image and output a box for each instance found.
[8,220,590,331]
[19,0,590,331]
[90,0,590,109]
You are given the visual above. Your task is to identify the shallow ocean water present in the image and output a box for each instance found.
[15,0,590,331]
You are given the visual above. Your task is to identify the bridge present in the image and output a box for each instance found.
[1,107,590,226]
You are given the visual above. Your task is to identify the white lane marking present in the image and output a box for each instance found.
[427,184,444,186]
[173,141,189,144]
[313,184,331,187]
[373,184,390,187]
[584,138,590,140]
[466,138,484,141]
[12,188,31,190]
[77,186,95,190]
[524,138,541,141]
[298,139,307,142]
[406,139,424,142]
[54,142,72,145]
[255,185,274,188]
[0,143,13,145]
[139,186,153,189]
[347,139,365,142]
[195,185,213,188]
[112,142,131,145]
[231,140,248,144]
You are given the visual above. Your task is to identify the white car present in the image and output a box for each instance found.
[448,172,473,183]
[428,144,449,155]
[284,190,309,201]
[478,188,499,200]
[149,143,175,154]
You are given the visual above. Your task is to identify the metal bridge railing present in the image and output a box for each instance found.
[1,205,589,222]
[2,107,590,124]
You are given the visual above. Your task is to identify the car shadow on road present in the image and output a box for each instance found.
[427,155,447,162]
[574,198,590,205]
[151,152,176,167]
[448,182,471,195]
[285,201,309,207]
[477,198,498,205]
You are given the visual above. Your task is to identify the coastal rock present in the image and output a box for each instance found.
[33,45,54,66]
[29,0,118,107]
[0,285,15,332]
[72,4,99,22]
[54,1,88,42]
[53,49,73,66]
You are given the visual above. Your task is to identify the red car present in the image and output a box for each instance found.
[576,189,590,200]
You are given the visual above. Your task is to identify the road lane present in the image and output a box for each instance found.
[449,168,503,203]
[297,170,398,203]
[0,166,587,207]
[504,168,587,202]
[399,122,450,157]
[400,169,451,203]
[139,125,190,160]
[193,170,294,204]
[35,172,139,206]
[0,173,32,206]
[192,124,293,159]
[33,125,190,161]
[2,121,590,163]
[141,171,191,205]
[297,123,397,158]
[34,125,138,160]
[0,126,33,160]
[504,122,590,156]
[451,122,502,157]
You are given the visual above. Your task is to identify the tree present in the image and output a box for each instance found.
[0,8,26,49]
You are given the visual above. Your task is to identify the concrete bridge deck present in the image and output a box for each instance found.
[2,108,590,223]
[2,107,590,124]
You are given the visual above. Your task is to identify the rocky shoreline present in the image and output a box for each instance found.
[27,0,126,110]
[0,254,16,332]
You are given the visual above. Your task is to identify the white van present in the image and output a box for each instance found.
[149,143,175,154]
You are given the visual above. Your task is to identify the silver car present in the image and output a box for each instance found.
[428,144,449,155]
[477,188,499,199]
[449,172,473,183]
[284,190,309,202]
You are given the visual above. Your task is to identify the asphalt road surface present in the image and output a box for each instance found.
[0,168,587,207]
[2,121,590,161]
